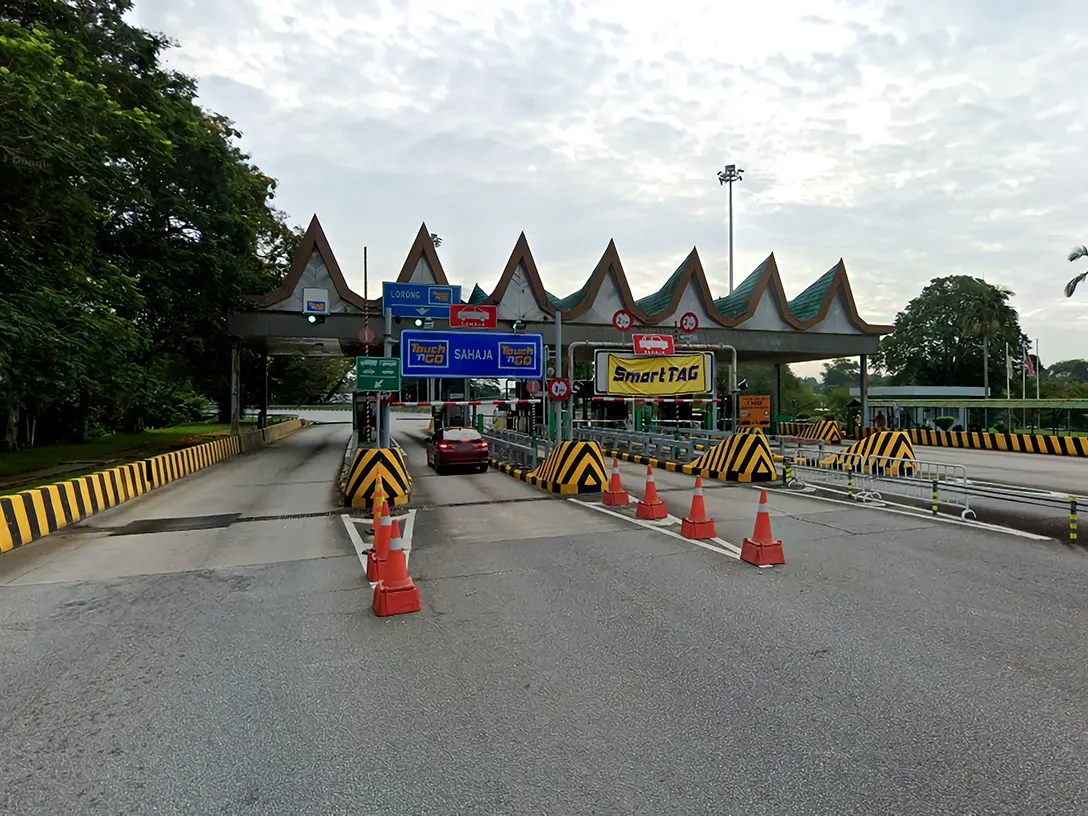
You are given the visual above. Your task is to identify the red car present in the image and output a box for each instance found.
[427,427,490,474]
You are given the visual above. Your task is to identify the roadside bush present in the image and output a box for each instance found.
[934,415,957,430]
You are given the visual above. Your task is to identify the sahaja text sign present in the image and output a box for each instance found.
[594,350,716,396]
[400,330,545,379]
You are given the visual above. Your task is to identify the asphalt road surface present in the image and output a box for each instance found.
[1,418,1087,813]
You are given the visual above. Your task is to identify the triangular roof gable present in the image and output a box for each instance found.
[253,214,368,310]
[787,259,893,333]
[393,222,450,287]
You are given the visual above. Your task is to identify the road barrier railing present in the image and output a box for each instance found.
[482,429,552,471]
[572,427,707,463]
[786,447,977,520]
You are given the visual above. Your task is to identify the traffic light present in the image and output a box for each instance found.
[307,314,326,325]
[413,317,434,328]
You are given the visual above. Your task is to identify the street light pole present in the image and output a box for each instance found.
[717,163,744,294]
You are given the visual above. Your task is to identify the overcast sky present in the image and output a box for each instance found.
[129,0,1088,378]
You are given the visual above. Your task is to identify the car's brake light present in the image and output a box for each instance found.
[475,440,488,447]
[437,442,453,450]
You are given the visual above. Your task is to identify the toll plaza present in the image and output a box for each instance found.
[6,216,1088,814]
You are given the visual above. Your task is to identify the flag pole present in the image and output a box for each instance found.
[1005,340,1011,430]
[1035,338,1040,400]
[1022,341,1027,430]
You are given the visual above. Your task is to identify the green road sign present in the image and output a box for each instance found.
[356,356,401,392]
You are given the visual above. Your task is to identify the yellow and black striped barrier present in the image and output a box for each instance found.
[343,447,412,508]
[857,427,1088,457]
[491,441,608,495]
[688,433,777,482]
[821,430,918,476]
[145,437,239,489]
[1,418,306,554]
[605,432,776,484]
[777,420,844,444]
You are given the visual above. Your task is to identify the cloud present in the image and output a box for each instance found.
[128,0,1088,373]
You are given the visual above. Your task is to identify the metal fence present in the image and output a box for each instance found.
[572,426,724,463]
[481,429,552,471]
[785,447,976,520]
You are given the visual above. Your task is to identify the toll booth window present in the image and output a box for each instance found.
[443,428,482,441]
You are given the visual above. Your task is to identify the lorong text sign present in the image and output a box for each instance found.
[399,330,544,379]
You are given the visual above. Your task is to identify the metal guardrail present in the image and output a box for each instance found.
[481,430,552,470]
[572,426,737,463]
[786,446,976,520]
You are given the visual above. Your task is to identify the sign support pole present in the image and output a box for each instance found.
[380,307,392,448]
[554,309,563,442]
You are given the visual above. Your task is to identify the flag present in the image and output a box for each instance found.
[1022,343,1035,378]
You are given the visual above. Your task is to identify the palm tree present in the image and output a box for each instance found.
[1066,246,1087,297]
[958,278,1017,396]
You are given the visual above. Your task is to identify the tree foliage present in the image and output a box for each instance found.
[0,1,332,451]
[874,276,1026,392]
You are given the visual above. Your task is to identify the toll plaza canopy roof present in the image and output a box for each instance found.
[227,215,894,364]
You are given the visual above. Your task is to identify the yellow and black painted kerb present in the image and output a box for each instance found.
[855,427,1088,458]
[1,418,307,554]
[491,441,608,495]
[1,462,147,553]
[344,447,412,508]
[822,430,918,476]
[777,420,844,444]
[605,434,776,484]
[606,450,689,474]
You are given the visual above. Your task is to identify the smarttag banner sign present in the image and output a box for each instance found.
[594,351,715,396]
[400,330,544,379]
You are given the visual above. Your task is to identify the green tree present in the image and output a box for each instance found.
[874,276,1025,392]
[820,358,860,390]
[956,278,1016,396]
[720,364,818,419]
[1049,359,1088,381]
[0,1,293,449]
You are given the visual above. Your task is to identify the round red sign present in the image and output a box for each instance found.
[679,311,699,334]
[612,309,634,332]
[525,380,542,394]
[359,327,376,344]
[547,377,571,401]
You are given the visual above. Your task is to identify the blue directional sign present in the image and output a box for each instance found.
[382,282,462,318]
[399,330,544,379]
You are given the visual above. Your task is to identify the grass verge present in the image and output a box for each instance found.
[0,417,286,494]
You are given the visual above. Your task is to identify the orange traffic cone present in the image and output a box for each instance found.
[681,476,717,540]
[370,485,386,535]
[636,465,668,520]
[373,533,421,617]
[741,489,785,566]
[366,509,393,582]
[602,457,630,506]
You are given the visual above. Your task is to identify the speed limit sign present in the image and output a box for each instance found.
[612,309,634,332]
[547,377,571,401]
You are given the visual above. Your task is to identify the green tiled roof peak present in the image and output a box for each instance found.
[788,266,838,322]
[468,284,489,305]
[713,258,770,317]
[635,259,688,315]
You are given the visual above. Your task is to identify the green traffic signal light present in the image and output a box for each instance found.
[307,314,326,325]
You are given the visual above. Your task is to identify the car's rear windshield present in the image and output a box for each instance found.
[443,428,481,441]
